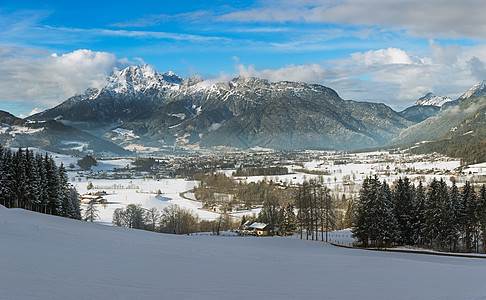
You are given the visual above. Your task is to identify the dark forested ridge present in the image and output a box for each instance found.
[0,146,81,219]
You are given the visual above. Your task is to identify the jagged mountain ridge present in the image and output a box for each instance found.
[30,65,414,151]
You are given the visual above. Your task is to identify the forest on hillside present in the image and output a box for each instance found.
[354,176,486,253]
[0,147,81,220]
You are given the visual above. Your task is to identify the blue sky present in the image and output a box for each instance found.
[2,0,486,116]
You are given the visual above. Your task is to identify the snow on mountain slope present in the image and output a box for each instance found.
[2,206,486,300]
[459,80,486,100]
[414,93,452,106]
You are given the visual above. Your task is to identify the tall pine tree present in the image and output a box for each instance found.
[392,177,415,245]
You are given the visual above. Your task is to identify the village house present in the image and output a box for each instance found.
[247,222,280,236]
[80,194,105,204]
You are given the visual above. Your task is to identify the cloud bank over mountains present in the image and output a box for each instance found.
[0,49,130,111]
[3,0,486,115]
[3,41,486,114]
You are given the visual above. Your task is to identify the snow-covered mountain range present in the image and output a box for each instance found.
[29,65,413,151]
[22,64,486,154]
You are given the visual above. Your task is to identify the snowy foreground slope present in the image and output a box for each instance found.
[2,206,486,300]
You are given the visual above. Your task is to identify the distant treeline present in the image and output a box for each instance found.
[0,147,81,219]
[353,176,486,253]
[112,203,236,235]
[233,166,289,177]
[411,135,486,165]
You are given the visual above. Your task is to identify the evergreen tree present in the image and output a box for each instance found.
[392,177,414,245]
[352,176,382,247]
[439,182,460,251]
[68,187,81,220]
[59,163,72,218]
[478,185,486,253]
[84,200,99,222]
[413,181,427,245]
[424,178,448,248]
[445,182,461,251]
[24,149,40,211]
[11,147,27,208]
[56,164,81,220]
[460,181,478,252]
[0,146,80,218]
[0,147,13,208]
[280,203,296,234]
[36,153,49,214]
[0,147,4,206]
[45,154,62,215]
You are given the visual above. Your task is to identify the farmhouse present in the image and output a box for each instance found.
[248,222,279,236]
[81,194,104,204]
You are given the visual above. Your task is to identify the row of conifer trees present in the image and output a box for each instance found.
[0,147,81,220]
[353,176,486,253]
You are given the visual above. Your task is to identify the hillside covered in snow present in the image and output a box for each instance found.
[2,205,486,299]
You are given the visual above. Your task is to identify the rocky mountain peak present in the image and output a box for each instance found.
[414,92,452,107]
[106,65,182,96]
[459,80,486,100]
[230,75,269,87]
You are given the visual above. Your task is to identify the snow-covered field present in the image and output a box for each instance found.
[73,178,220,224]
[66,158,260,224]
[235,152,463,188]
[2,206,486,300]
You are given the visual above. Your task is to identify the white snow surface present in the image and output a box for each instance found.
[2,206,486,300]
[74,178,220,224]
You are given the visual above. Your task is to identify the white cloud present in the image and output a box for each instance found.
[18,108,43,119]
[219,0,486,39]
[236,63,332,84]
[29,108,43,116]
[349,48,414,66]
[110,11,213,28]
[229,42,486,110]
[0,48,131,110]
[47,26,226,42]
